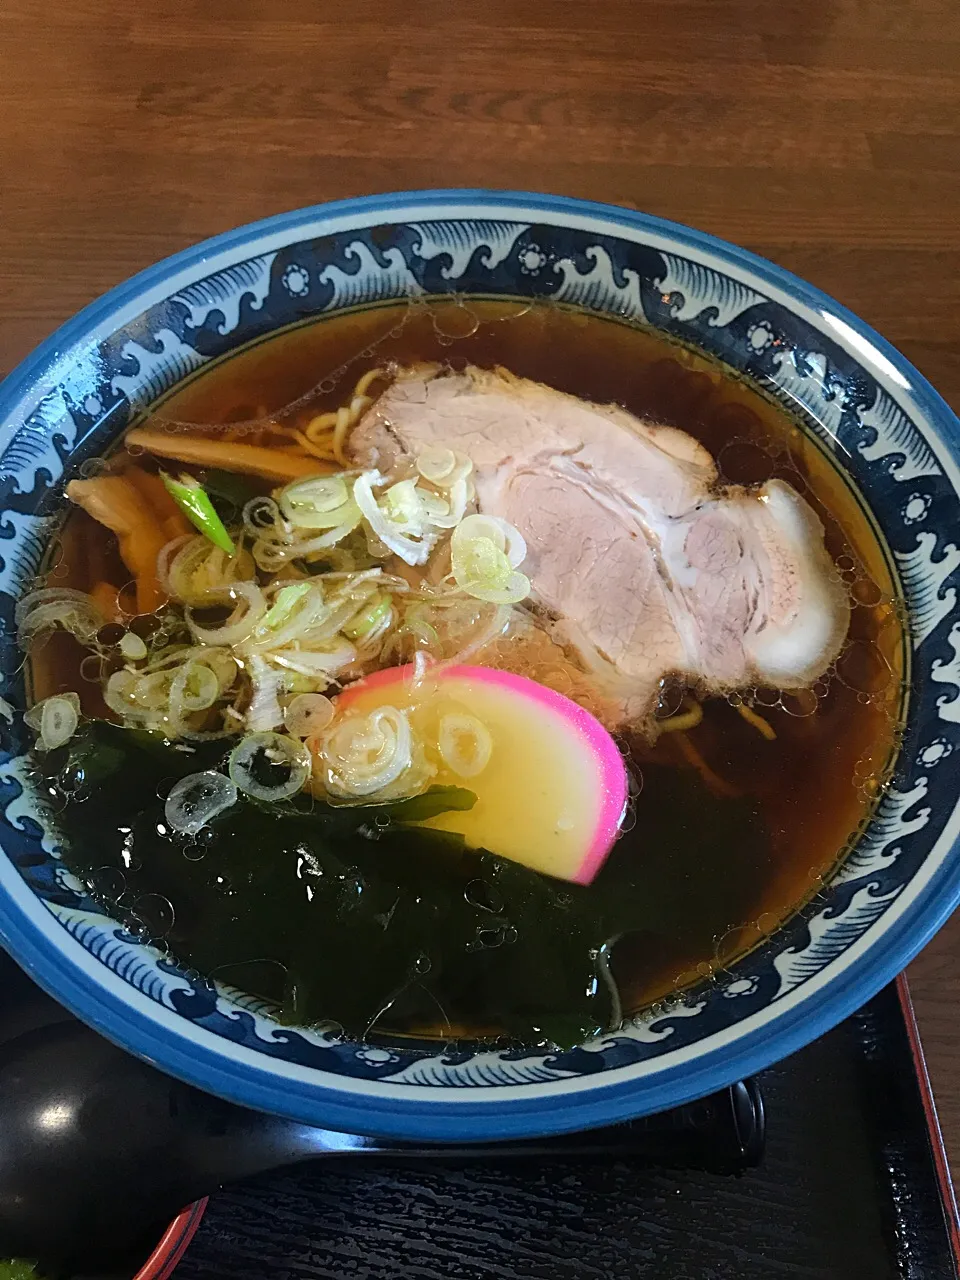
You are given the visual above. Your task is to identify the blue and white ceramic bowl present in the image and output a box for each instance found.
[1,191,959,1141]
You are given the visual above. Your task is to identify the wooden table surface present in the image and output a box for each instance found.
[1,0,959,1180]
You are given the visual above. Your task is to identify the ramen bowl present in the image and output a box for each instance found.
[1,191,959,1140]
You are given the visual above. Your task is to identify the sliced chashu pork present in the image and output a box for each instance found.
[350,365,850,728]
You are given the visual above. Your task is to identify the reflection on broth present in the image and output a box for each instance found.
[21,299,906,1047]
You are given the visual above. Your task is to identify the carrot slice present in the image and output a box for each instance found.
[125,428,334,482]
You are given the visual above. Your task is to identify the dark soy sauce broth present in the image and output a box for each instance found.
[34,299,906,1042]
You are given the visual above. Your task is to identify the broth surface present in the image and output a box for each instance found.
[31,298,906,1038]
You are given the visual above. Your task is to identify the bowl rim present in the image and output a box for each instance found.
[2,189,960,1140]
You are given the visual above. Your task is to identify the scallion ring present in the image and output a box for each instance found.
[228,731,311,802]
[164,771,238,836]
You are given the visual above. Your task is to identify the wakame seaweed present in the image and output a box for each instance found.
[41,722,772,1048]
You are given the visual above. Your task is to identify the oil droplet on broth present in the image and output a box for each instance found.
[780,688,820,718]
[133,892,176,938]
[432,303,481,341]
[835,639,893,695]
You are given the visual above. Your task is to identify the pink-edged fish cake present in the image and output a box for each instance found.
[336,664,629,884]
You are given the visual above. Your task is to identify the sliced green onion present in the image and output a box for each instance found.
[458,572,531,606]
[456,535,509,585]
[279,670,325,696]
[185,582,266,646]
[382,479,424,532]
[24,693,81,751]
[353,471,435,566]
[228,731,311,801]
[451,515,531,605]
[161,534,249,604]
[415,447,473,490]
[119,631,148,661]
[455,515,527,568]
[243,495,284,536]
[269,643,356,677]
[419,476,469,529]
[165,770,238,835]
[175,661,220,712]
[321,705,415,798]
[402,604,440,647]
[415,446,457,484]
[247,583,330,651]
[284,692,335,739]
[343,592,392,640]
[259,582,313,631]
[15,588,104,647]
[279,476,359,530]
[244,654,284,732]
[161,472,236,555]
[103,669,157,727]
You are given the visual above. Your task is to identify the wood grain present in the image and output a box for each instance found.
[1,0,958,1182]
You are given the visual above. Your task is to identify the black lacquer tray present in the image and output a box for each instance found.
[171,977,958,1280]
[0,946,955,1280]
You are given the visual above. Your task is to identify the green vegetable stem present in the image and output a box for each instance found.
[161,471,236,554]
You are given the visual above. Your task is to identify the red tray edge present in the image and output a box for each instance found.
[896,973,960,1270]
